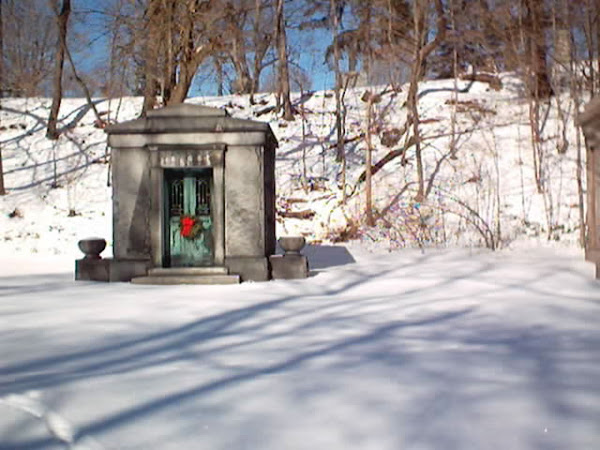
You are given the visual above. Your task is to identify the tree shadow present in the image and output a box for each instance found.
[1,100,107,147]
[56,100,107,135]
[1,101,108,192]
[7,138,105,191]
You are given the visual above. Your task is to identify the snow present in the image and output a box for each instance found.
[1,76,599,448]
[1,247,599,449]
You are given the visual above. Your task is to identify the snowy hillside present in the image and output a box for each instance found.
[0,74,587,257]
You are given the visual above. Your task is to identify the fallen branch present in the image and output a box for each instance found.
[326,132,365,149]
[277,209,315,219]
[458,72,502,90]
[353,127,477,191]
[256,105,276,117]
[356,135,416,185]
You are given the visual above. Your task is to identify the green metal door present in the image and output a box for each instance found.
[164,170,213,267]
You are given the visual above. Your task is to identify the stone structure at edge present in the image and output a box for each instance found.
[579,97,600,279]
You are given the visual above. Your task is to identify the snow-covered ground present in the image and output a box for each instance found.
[1,247,599,449]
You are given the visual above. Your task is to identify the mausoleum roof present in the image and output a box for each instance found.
[105,103,277,146]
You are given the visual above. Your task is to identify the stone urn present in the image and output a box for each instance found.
[78,238,107,260]
[279,236,306,255]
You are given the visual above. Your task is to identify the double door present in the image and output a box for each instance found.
[164,169,213,267]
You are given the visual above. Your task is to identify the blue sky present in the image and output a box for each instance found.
[72,0,339,97]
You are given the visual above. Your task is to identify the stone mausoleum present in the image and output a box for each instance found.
[78,103,278,283]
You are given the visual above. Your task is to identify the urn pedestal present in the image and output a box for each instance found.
[269,237,309,280]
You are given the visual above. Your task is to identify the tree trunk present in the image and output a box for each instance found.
[408,0,446,202]
[596,0,600,95]
[408,0,424,201]
[330,0,344,162]
[231,33,253,94]
[361,1,372,86]
[525,0,553,99]
[168,62,199,104]
[365,92,374,226]
[275,0,293,120]
[221,1,250,94]
[46,0,71,140]
[215,57,224,97]
[166,0,213,105]
[409,66,425,202]
[250,0,267,103]
[168,43,213,105]
[330,0,346,203]
[141,0,160,116]
[0,0,5,195]
[161,0,177,104]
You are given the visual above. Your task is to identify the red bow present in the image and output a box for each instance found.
[180,216,196,237]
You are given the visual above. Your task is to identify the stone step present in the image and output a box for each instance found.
[148,267,228,276]
[131,274,240,285]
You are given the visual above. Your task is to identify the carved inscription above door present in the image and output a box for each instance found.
[159,151,210,168]
[156,149,224,168]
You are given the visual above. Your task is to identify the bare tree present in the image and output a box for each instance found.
[2,0,56,96]
[167,1,219,104]
[372,0,413,86]
[46,0,71,140]
[140,0,225,112]
[406,0,446,202]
